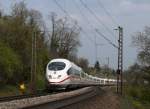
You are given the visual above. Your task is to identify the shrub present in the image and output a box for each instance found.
[132,100,144,109]
[0,41,22,85]
[140,87,150,102]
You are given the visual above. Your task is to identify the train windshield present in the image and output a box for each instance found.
[48,62,66,71]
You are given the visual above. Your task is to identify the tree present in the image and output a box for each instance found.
[132,26,150,86]
[77,57,89,72]
[125,63,143,85]
[0,4,3,18]
[0,2,49,86]
[0,41,22,85]
[132,26,150,66]
[49,13,81,58]
[94,61,100,71]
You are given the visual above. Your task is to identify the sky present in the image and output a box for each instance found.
[1,0,150,69]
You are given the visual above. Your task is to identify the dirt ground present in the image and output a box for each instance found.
[60,87,121,109]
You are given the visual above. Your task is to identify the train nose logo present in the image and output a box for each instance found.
[54,72,56,74]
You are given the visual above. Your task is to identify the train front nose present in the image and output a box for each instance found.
[46,61,69,89]
[47,71,61,82]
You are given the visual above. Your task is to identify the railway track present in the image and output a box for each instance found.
[0,86,102,109]
[0,89,66,103]
[23,86,101,109]
[0,90,44,103]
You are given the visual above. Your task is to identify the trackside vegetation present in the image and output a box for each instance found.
[0,1,123,96]
[123,27,150,109]
[0,1,81,95]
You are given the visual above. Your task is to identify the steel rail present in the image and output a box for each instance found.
[0,89,64,103]
[23,86,101,109]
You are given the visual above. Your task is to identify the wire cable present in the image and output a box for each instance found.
[79,0,116,37]
[95,29,118,49]
[73,0,117,48]
[52,0,95,44]
[96,0,119,26]
[53,0,117,48]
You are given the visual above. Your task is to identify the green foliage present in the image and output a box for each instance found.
[126,86,140,99]
[124,85,150,109]
[0,2,49,87]
[132,100,144,109]
[0,1,80,93]
[0,85,19,97]
[0,41,22,84]
[126,85,150,102]
[36,73,46,89]
[140,87,150,102]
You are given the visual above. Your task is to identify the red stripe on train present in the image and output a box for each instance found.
[49,76,71,83]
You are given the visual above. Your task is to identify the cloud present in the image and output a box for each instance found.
[119,0,150,15]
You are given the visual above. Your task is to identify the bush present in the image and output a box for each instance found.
[127,86,140,99]
[132,100,144,109]
[0,41,22,85]
[36,73,46,89]
[140,87,150,102]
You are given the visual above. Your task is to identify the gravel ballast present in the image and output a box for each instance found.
[60,87,121,109]
[0,87,93,109]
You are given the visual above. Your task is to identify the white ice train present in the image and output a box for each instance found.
[45,58,117,90]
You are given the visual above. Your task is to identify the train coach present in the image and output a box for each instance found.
[45,58,116,90]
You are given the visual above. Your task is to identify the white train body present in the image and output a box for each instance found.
[46,58,117,89]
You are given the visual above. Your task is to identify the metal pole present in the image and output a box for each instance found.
[30,31,37,93]
[34,31,37,92]
[120,27,123,95]
[30,31,34,93]
[95,35,98,62]
[107,57,109,68]
[117,26,123,95]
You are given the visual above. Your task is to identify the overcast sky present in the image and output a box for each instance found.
[1,0,150,69]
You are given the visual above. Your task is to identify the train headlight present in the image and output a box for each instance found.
[57,75,61,79]
[49,75,52,79]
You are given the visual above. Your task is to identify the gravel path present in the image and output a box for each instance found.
[60,87,121,109]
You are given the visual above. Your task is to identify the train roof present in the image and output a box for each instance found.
[50,58,70,64]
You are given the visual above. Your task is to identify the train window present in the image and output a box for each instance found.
[68,67,81,76]
[67,68,73,75]
[74,69,81,76]
[48,62,66,71]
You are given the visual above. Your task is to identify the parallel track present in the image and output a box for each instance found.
[0,88,83,103]
[0,89,66,103]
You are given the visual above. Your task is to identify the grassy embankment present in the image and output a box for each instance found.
[0,74,46,97]
[121,85,150,109]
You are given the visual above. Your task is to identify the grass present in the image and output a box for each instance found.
[121,85,150,109]
[0,85,20,97]
[0,75,46,97]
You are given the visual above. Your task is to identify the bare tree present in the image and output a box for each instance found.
[0,3,3,17]
[132,26,150,66]
[11,1,28,23]
[49,13,81,58]
[77,57,89,72]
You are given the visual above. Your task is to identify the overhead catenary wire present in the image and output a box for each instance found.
[73,0,108,62]
[73,0,98,42]
[79,0,116,37]
[53,0,117,49]
[73,0,117,48]
[73,0,91,26]
[52,0,95,44]
[95,29,118,49]
[96,0,119,26]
